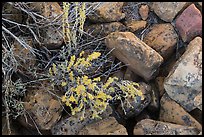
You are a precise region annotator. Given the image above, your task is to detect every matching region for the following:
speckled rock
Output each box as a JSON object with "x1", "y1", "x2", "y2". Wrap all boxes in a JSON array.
[
  {"x1": 139, "y1": 4, "x2": 149, "y2": 20},
  {"x1": 164, "y1": 37, "x2": 202, "y2": 112},
  {"x1": 21, "y1": 81, "x2": 63, "y2": 130},
  {"x1": 125, "y1": 20, "x2": 147, "y2": 32},
  {"x1": 51, "y1": 106, "x2": 112, "y2": 135},
  {"x1": 151, "y1": 2, "x2": 187, "y2": 22},
  {"x1": 159, "y1": 93, "x2": 202, "y2": 131},
  {"x1": 84, "y1": 22, "x2": 126, "y2": 37},
  {"x1": 194, "y1": 92, "x2": 202, "y2": 111},
  {"x1": 87, "y1": 2, "x2": 125, "y2": 23},
  {"x1": 143, "y1": 23, "x2": 178, "y2": 60},
  {"x1": 122, "y1": 2, "x2": 141, "y2": 22},
  {"x1": 105, "y1": 32, "x2": 163, "y2": 81},
  {"x1": 134, "y1": 119, "x2": 200, "y2": 135},
  {"x1": 175, "y1": 4, "x2": 202, "y2": 42},
  {"x1": 78, "y1": 117, "x2": 127, "y2": 135}
]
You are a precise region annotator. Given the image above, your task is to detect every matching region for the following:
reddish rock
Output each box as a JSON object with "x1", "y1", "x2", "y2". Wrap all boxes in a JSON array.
[
  {"x1": 105, "y1": 32, "x2": 163, "y2": 81},
  {"x1": 143, "y1": 23, "x2": 178, "y2": 60},
  {"x1": 134, "y1": 119, "x2": 200, "y2": 135},
  {"x1": 139, "y1": 5, "x2": 149, "y2": 20},
  {"x1": 125, "y1": 20, "x2": 147, "y2": 32},
  {"x1": 159, "y1": 93, "x2": 202, "y2": 131},
  {"x1": 175, "y1": 4, "x2": 202, "y2": 42}
]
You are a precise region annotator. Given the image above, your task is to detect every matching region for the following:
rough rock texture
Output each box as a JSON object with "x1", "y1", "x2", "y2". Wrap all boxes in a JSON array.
[
  {"x1": 175, "y1": 4, "x2": 202, "y2": 42},
  {"x1": 159, "y1": 93, "x2": 202, "y2": 130},
  {"x1": 143, "y1": 23, "x2": 178, "y2": 60},
  {"x1": 2, "y1": 3, "x2": 22, "y2": 23},
  {"x1": 85, "y1": 22, "x2": 126, "y2": 37},
  {"x1": 164, "y1": 37, "x2": 202, "y2": 112},
  {"x1": 194, "y1": 92, "x2": 202, "y2": 111},
  {"x1": 21, "y1": 81, "x2": 63, "y2": 130},
  {"x1": 122, "y1": 2, "x2": 141, "y2": 22},
  {"x1": 151, "y1": 2, "x2": 187, "y2": 22},
  {"x1": 87, "y1": 2, "x2": 125, "y2": 23},
  {"x1": 125, "y1": 20, "x2": 147, "y2": 32},
  {"x1": 78, "y1": 117, "x2": 127, "y2": 135},
  {"x1": 134, "y1": 119, "x2": 200, "y2": 135},
  {"x1": 155, "y1": 77, "x2": 165, "y2": 97},
  {"x1": 139, "y1": 4, "x2": 149, "y2": 20},
  {"x1": 105, "y1": 32, "x2": 163, "y2": 81},
  {"x1": 12, "y1": 38, "x2": 36, "y2": 71},
  {"x1": 51, "y1": 106, "x2": 112, "y2": 135}
]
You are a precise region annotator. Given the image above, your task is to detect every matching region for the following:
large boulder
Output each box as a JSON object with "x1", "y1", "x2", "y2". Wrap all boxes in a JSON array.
[
  {"x1": 105, "y1": 31, "x2": 163, "y2": 81},
  {"x1": 164, "y1": 37, "x2": 202, "y2": 112}
]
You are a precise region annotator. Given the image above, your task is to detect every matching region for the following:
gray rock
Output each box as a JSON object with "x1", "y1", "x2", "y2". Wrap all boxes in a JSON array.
[
  {"x1": 164, "y1": 37, "x2": 202, "y2": 112},
  {"x1": 151, "y1": 2, "x2": 187, "y2": 22},
  {"x1": 134, "y1": 119, "x2": 200, "y2": 135}
]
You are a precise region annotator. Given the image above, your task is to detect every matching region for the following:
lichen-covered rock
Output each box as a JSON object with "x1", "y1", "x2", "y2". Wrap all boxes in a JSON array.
[
  {"x1": 87, "y1": 2, "x2": 125, "y2": 23},
  {"x1": 139, "y1": 4, "x2": 149, "y2": 20},
  {"x1": 151, "y1": 2, "x2": 187, "y2": 22},
  {"x1": 51, "y1": 106, "x2": 112, "y2": 135},
  {"x1": 175, "y1": 4, "x2": 202, "y2": 42},
  {"x1": 143, "y1": 23, "x2": 178, "y2": 60},
  {"x1": 164, "y1": 37, "x2": 202, "y2": 112},
  {"x1": 84, "y1": 22, "x2": 126, "y2": 37},
  {"x1": 125, "y1": 20, "x2": 147, "y2": 32},
  {"x1": 159, "y1": 93, "x2": 202, "y2": 130},
  {"x1": 134, "y1": 119, "x2": 200, "y2": 135},
  {"x1": 78, "y1": 117, "x2": 127, "y2": 135},
  {"x1": 105, "y1": 32, "x2": 163, "y2": 81},
  {"x1": 20, "y1": 81, "x2": 63, "y2": 130}
]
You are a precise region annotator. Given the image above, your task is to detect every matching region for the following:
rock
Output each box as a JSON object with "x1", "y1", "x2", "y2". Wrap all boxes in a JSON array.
[
  {"x1": 175, "y1": 4, "x2": 202, "y2": 42},
  {"x1": 122, "y1": 2, "x2": 141, "y2": 22},
  {"x1": 164, "y1": 37, "x2": 202, "y2": 112},
  {"x1": 2, "y1": 2, "x2": 23, "y2": 23},
  {"x1": 155, "y1": 77, "x2": 165, "y2": 97},
  {"x1": 198, "y1": 2, "x2": 202, "y2": 7},
  {"x1": 85, "y1": 22, "x2": 126, "y2": 38},
  {"x1": 143, "y1": 23, "x2": 178, "y2": 60},
  {"x1": 151, "y1": 2, "x2": 187, "y2": 22},
  {"x1": 105, "y1": 32, "x2": 163, "y2": 81},
  {"x1": 133, "y1": 119, "x2": 200, "y2": 135},
  {"x1": 51, "y1": 106, "x2": 112, "y2": 135},
  {"x1": 124, "y1": 68, "x2": 140, "y2": 82},
  {"x1": 78, "y1": 117, "x2": 127, "y2": 135},
  {"x1": 87, "y1": 2, "x2": 125, "y2": 23},
  {"x1": 20, "y1": 81, "x2": 63, "y2": 130},
  {"x1": 125, "y1": 20, "x2": 147, "y2": 32},
  {"x1": 159, "y1": 93, "x2": 202, "y2": 130},
  {"x1": 189, "y1": 108, "x2": 202, "y2": 125},
  {"x1": 12, "y1": 38, "x2": 36, "y2": 72},
  {"x1": 139, "y1": 4, "x2": 149, "y2": 20},
  {"x1": 194, "y1": 92, "x2": 202, "y2": 110}
]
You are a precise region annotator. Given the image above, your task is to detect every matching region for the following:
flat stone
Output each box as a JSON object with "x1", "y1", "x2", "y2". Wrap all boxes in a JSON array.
[
  {"x1": 105, "y1": 32, "x2": 163, "y2": 81},
  {"x1": 175, "y1": 4, "x2": 202, "y2": 42},
  {"x1": 139, "y1": 4, "x2": 149, "y2": 20},
  {"x1": 78, "y1": 117, "x2": 127, "y2": 135},
  {"x1": 125, "y1": 20, "x2": 147, "y2": 32},
  {"x1": 87, "y1": 2, "x2": 125, "y2": 23},
  {"x1": 84, "y1": 22, "x2": 126, "y2": 38},
  {"x1": 151, "y1": 2, "x2": 187, "y2": 22},
  {"x1": 134, "y1": 119, "x2": 200, "y2": 135},
  {"x1": 159, "y1": 93, "x2": 202, "y2": 131},
  {"x1": 164, "y1": 37, "x2": 202, "y2": 112},
  {"x1": 143, "y1": 23, "x2": 178, "y2": 60}
]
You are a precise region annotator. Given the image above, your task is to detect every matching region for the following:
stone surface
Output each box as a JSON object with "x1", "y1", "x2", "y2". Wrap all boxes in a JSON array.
[
  {"x1": 151, "y1": 2, "x2": 187, "y2": 22},
  {"x1": 194, "y1": 92, "x2": 202, "y2": 110},
  {"x1": 175, "y1": 4, "x2": 202, "y2": 42},
  {"x1": 78, "y1": 117, "x2": 128, "y2": 135},
  {"x1": 51, "y1": 106, "x2": 112, "y2": 135},
  {"x1": 139, "y1": 4, "x2": 149, "y2": 20},
  {"x1": 85, "y1": 22, "x2": 126, "y2": 38},
  {"x1": 134, "y1": 119, "x2": 200, "y2": 135},
  {"x1": 122, "y1": 2, "x2": 141, "y2": 22},
  {"x1": 143, "y1": 23, "x2": 178, "y2": 60},
  {"x1": 87, "y1": 2, "x2": 125, "y2": 23},
  {"x1": 164, "y1": 37, "x2": 202, "y2": 112},
  {"x1": 105, "y1": 31, "x2": 163, "y2": 81},
  {"x1": 159, "y1": 93, "x2": 202, "y2": 131},
  {"x1": 125, "y1": 20, "x2": 147, "y2": 32},
  {"x1": 155, "y1": 77, "x2": 165, "y2": 97},
  {"x1": 20, "y1": 81, "x2": 63, "y2": 130}
]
